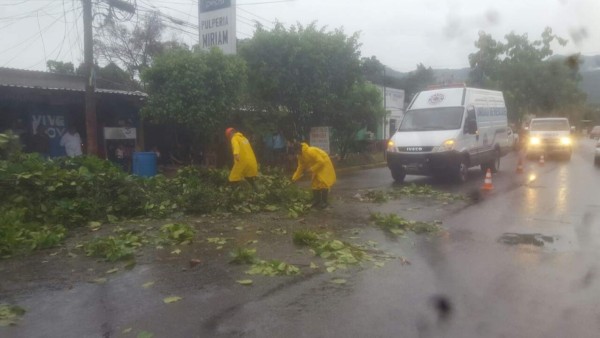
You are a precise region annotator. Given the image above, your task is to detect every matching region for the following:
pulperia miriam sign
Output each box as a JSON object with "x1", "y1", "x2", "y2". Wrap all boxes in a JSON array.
[{"x1": 198, "y1": 0, "x2": 236, "y2": 54}]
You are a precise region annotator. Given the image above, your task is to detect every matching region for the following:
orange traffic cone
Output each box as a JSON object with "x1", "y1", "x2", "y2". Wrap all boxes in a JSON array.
[
  {"x1": 516, "y1": 158, "x2": 524, "y2": 174},
  {"x1": 539, "y1": 155, "x2": 545, "y2": 166},
  {"x1": 481, "y1": 168, "x2": 494, "y2": 191}
]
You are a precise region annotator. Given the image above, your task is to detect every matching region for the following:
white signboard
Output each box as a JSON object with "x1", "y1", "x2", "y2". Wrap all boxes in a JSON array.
[
  {"x1": 103, "y1": 127, "x2": 137, "y2": 140},
  {"x1": 199, "y1": 0, "x2": 236, "y2": 54},
  {"x1": 310, "y1": 127, "x2": 331, "y2": 154}
]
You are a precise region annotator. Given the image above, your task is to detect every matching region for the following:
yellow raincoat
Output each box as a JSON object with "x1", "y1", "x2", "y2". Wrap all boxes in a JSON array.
[
  {"x1": 292, "y1": 143, "x2": 336, "y2": 189},
  {"x1": 229, "y1": 132, "x2": 258, "y2": 182}
]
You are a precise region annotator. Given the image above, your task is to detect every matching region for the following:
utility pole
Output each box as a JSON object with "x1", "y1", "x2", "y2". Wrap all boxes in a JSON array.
[
  {"x1": 82, "y1": 0, "x2": 97, "y2": 156},
  {"x1": 383, "y1": 65, "x2": 388, "y2": 140}
]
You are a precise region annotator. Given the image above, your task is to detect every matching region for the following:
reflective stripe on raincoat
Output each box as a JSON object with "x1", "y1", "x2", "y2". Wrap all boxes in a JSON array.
[
  {"x1": 229, "y1": 132, "x2": 258, "y2": 182},
  {"x1": 291, "y1": 143, "x2": 336, "y2": 189}
]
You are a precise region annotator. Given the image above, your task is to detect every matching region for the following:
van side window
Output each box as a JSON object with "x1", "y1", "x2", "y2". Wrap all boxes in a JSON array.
[{"x1": 464, "y1": 107, "x2": 478, "y2": 134}]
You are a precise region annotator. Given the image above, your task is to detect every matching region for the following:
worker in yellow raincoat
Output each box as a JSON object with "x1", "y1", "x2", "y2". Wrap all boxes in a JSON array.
[
  {"x1": 225, "y1": 128, "x2": 258, "y2": 189},
  {"x1": 291, "y1": 142, "x2": 336, "y2": 209}
]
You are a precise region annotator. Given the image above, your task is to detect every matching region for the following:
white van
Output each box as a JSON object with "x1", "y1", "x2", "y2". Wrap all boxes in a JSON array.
[{"x1": 387, "y1": 86, "x2": 509, "y2": 183}]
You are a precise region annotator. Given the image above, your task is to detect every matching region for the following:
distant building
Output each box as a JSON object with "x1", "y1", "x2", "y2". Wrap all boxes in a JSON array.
[{"x1": 0, "y1": 67, "x2": 146, "y2": 159}]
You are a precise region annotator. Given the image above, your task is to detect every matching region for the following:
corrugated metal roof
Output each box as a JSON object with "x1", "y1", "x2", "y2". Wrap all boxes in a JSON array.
[
  {"x1": 0, "y1": 83, "x2": 147, "y2": 97},
  {"x1": 0, "y1": 67, "x2": 147, "y2": 97}
]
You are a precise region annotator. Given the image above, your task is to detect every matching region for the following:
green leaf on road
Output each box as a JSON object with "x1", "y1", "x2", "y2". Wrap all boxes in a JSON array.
[
  {"x1": 122, "y1": 327, "x2": 132, "y2": 334},
  {"x1": 329, "y1": 240, "x2": 345, "y2": 250},
  {"x1": 142, "y1": 281, "x2": 155, "y2": 289},
  {"x1": 90, "y1": 277, "x2": 107, "y2": 284},
  {"x1": 89, "y1": 221, "x2": 102, "y2": 231},
  {"x1": 309, "y1": 262, "x2": 319, "y2": 269},
  {"x1": 236, "y1": 279, "x2": 253, "y2": 285},
  {"x1": 374, "y1": 262, "x2": 385, "y2": 268},
  {"x1": 106, "y1": 268, "x2": 119, "y2": 274},
  {"x1": 0, "y1": 304, "x2": 26, "y2": 326},
  {"x1": 137, "y1": 331, "x2": 154, "y2": 338},
  {"x1": 330, "y1": 278, "x2": 347, "y2": 284},
  {"x1": 163, "y1": 296, "x2": 182, "y2": 304},
  {"x1": 171, "y1": 248, "x2": 181, "y2": 255}
]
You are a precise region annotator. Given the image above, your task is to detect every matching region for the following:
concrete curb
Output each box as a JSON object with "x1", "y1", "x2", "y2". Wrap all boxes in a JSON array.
[{"x1": 336, "y1": 162, "x2": 388, "y2": 175}]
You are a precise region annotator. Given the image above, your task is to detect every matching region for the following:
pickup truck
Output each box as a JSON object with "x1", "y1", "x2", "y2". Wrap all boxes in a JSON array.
[{"x1": 525, "y1": 117, "x2": 572, "y2": 161}]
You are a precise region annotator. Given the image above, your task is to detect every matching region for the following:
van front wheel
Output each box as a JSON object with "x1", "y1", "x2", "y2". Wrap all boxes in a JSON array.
[
  {"x1": 391, "y1": 169, "x2": 406, "y2": 183},
  {"x1": 481, "y1": 150, "x2": 500, "y2": 173}
]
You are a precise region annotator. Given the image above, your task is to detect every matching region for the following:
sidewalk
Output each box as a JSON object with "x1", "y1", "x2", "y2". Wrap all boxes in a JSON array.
[{"x1": 334, "y1": 152, "x2": 387, "y2": 174}]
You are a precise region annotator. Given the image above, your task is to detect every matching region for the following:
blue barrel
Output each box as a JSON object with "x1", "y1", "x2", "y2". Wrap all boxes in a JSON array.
[{"x1": 132, "y1": 152, "x2": 157, "y2": 177}]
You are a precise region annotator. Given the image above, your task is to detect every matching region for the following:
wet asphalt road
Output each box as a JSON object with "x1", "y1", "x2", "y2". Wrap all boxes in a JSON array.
[
  {"x1": 3, "y1": 138, "x2": 600, "y2": 338},
  {"x1": 212, "y1": 139, "x2": 600, "y2": 338}
]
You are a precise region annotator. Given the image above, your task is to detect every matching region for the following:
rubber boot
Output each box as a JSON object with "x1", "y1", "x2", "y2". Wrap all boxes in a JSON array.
[
  {"x1": 319, "y1": 189, "x2": 330, "y2": 209},
  {"x1": 311, "y1": 189, "x2": 322, "y2": 208}
]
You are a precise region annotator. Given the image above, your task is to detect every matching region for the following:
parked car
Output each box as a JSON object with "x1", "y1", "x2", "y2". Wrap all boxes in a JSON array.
[{"x1": 590, "y1": 126, "x2": 600, "y2": 139}]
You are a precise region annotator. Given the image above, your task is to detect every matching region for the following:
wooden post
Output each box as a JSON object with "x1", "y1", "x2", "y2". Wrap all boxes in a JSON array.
[{"x1": 82, "y1": 0, "x2": 98, "y2": 156}]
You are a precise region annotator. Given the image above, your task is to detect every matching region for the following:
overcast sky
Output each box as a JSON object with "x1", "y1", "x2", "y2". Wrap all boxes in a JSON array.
[{"x1": 0, "y1": 0, "x2": 599, "y2": 73}]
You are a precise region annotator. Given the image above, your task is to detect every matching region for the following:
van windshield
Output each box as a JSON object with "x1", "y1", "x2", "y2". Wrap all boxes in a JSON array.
[
  {"x1": 398, "y1": 107, "x2": 464, "y2": 131},
  {"x1": 530, "y1": 120, "x2": 569, "y2": 131}
]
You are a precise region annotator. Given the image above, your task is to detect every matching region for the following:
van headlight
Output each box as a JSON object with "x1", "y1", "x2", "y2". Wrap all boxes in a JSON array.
[
  {"x1": 529, "y1": 137, "x2": 541, "y2": 145},
  {"x1": 387, "y1": 140, "x2": 398, "y2": 153},
  {"x1": 560, "y1": 137, "x2": 571, "y2": 145},
  {"x1": 433, "y1": 139, "x2": 456, "y2": 152}
]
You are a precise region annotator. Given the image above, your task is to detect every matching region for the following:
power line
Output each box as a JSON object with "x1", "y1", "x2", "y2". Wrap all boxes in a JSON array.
[
  {"x1": 0, "y1": 2, "x2": 62, "y2": 21},
  {"x1": 72, "y1": 0, "x2": 84, "y2": 62},
  {"x1": 237, "y1": 6, "x2": 275, "y2": 25},
  {"x1": 1, "y1": 6, "x2": 74, "y2": 66},
  {"x1": 54, "y1": 0, "x2": 69, "y2": 61},
  {"x1": 36, "y1": 12, "x2": 48, "y2": 66}
]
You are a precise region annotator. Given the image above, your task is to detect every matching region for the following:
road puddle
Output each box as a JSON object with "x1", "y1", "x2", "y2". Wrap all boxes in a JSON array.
[{"x1": 498, "y1": 233, "x2": 556, "y2": 247}]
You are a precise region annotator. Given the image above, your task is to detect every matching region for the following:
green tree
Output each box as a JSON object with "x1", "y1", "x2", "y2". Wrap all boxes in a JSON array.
[
  {"x1": 239, "y1": 23, "x2": 366, "y2": 139},
  {"x1": 46, "y1": 60, "x2": 75, "y2": 74},
  {"x1": 47, "y1": 60, "x2": 137, "y2": 90},
  {"x1": 140, "y1": 48, "x2": 247, "y2": 145},
  {"x1": 401, "y1": 63, "x2": 435, "y2": 101},
  {"x1": 360, "y1": 56, "x2": 404, "y2": 90},
  {"x1": 468, "y1": 27, "x2": 585, "y2": 123},
  {"x1": 328, "y1": 81, "x2": 386, "y2": 159},
  {"x1": 95, "y1": 62, "x2": 139, "y2": 90},
  {"x1": 95, "y1": 11, "x2": 171, "y2": 80}
]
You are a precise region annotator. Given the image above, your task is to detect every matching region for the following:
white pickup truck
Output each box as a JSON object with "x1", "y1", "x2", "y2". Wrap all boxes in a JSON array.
[{"x1": 525, "y1": 118, "x2": 573, "y2": 160}]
